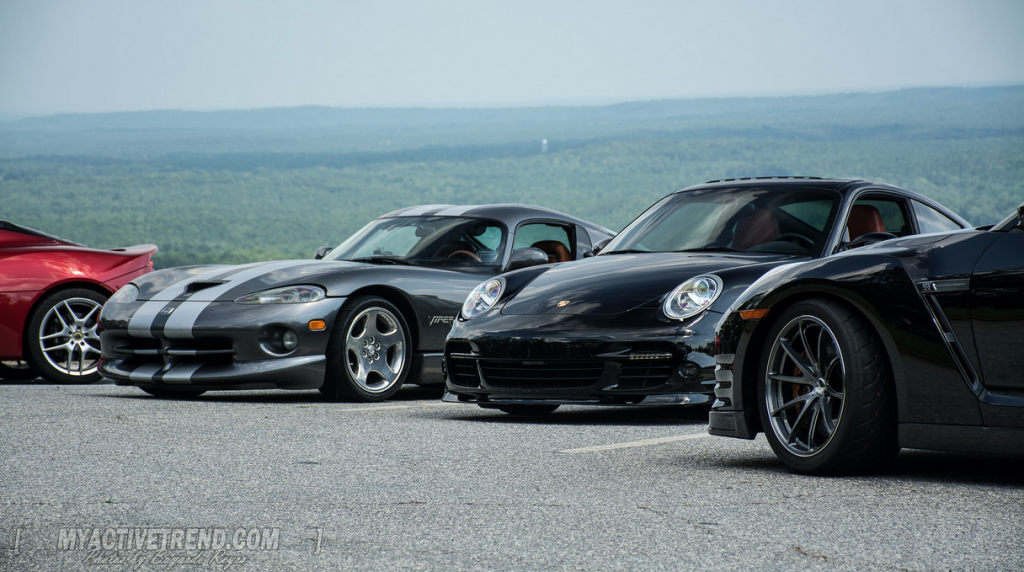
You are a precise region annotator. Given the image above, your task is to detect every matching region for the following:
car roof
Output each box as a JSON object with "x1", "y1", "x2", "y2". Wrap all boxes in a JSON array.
[
  {"x1": 378, "y1": 204, "x2": 612, "y2": 234},
  {"x1": 675, "y1": 176, "x2": 963, "y2": 218}
]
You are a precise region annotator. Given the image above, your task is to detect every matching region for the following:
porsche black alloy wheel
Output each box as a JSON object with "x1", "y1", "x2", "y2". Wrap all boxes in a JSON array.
[
  {"x1": 758, "y1": 298, "x2": 898, "y2": 475},
  {"x1": 322, "y1": 296, "x2": 411, "y2": 402},
  {"x1": 0, "y1": 360, "x2": 38, "y2": 381},
  {"x1": 491, "y1": 404, "x2": 560, "y2": 416},
  {"x1": 27, "y1": 288, "x2": 107, "y2": 384}
]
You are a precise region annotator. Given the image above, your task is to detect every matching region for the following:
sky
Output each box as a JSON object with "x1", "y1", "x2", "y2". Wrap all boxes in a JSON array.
[{"x1": 1, "y1": 0, "x2": 1022, "y2": 117}]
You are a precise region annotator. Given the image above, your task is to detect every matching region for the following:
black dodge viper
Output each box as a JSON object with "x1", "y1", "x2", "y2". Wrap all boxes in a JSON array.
[{"x1": 98, "y1": 204, "x2": 612, "y2": 400}]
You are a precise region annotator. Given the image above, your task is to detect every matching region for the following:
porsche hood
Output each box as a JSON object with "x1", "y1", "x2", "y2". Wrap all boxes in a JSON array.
[{"x1": 500, "y1": 252, "x2": 787, "y2": 316}]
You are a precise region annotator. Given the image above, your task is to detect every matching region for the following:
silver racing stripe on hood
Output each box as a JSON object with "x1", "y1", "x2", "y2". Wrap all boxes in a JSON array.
[
  {"x1": 128, "y1": 260, "x2": 313, "y2": 339},
  {"x1": 163, "y1": 260, "x2": 314, "y2": 339},
  {"x1": 127, "y1": 265, "x2": 251, "y2": 338}
]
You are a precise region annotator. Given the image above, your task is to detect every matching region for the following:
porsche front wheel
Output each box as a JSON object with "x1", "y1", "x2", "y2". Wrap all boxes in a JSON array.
[
  {"x1": 757, "y1": 298, "x2": 898, "y2": 475},
  {"x1": 27, "y1": 288, "x2": 107, "y2": 384},
  {"x1": 322, "y1": 296, "x2": 411, "y2": 402}
]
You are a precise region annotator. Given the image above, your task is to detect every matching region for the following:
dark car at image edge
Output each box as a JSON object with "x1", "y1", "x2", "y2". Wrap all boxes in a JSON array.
[
  {"x1": 710, "y1": 201, "x2": 1024, "y2": 474},
  {"x1": 0, "y1": 221, "x2": 157, "y2": 383}
]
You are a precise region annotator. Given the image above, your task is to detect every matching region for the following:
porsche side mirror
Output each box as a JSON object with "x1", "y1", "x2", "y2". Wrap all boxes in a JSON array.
[
  {"x1": 505, "y1": 247, "x2": 549, "y2": 272},
  {"x1": 838, "y1": 231, "x2": 898, "y2": 252},
  {"x1": 587, "y1": 238, "x2": 612, "y2": 257},
  {"x1": 314, "y1": 246, "x2": 333, "y2": 260}
]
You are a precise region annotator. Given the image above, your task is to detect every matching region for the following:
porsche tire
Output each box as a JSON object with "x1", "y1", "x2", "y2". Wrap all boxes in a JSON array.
[
  {"x1": 27, "y1": 288, "x2": 107, "y2": 384},
  {"x1": 322, "y1": 296, "x2": 411, "y2": 402},
  {"x1": 758, "y1": 298, "x2": 898, "y2": 475}
]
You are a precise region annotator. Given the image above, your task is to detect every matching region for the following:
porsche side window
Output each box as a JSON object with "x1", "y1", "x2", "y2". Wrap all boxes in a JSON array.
[
  {"x1": 846, "y1": 198, "x2": 909, "y2": 240},
  {"x1": 913, "y1": 200, "x2": 965, "y2": 234},
  {"x1": 514, "y1": 223, "x2": 574, "y2": 262}
]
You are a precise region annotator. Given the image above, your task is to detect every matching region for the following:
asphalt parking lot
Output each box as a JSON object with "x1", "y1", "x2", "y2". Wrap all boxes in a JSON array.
[{"x1": 1, "y1": 380, "x2": 1022, "y2": 571}]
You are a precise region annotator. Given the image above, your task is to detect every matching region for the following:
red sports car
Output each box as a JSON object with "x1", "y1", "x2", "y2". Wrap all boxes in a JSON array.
[{"x1": 0, "y1": 221, "x2": 157, "y2": 383}]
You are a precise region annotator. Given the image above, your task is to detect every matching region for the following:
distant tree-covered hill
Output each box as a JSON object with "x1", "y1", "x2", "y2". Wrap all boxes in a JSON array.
[{"x1": 1, "y1": 87, "x2": 1021, "y2": 268}]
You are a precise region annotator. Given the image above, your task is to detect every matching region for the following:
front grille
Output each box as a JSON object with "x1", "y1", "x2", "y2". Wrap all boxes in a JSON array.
[
  {"x1": 111, "y1": 337, "x2": 235, "y2": 365},
  {"x1": 618, "y1": 361, "x2": 674, "y2": 389},
  {"x1": 447, "y1": 354, "x2": 481, "y2": 387},
  {"x1": 479, "y1": 360, "x2": 605, "y2": 389}
]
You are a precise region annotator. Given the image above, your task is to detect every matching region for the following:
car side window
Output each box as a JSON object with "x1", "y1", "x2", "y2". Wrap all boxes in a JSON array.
[
  {"x1": 513, "y1": 222, "x2": 574, "y2": 262},
  {"x1": 913, "y1": 200, "x2": 965, "y2": 234},
  {"x1": 845, "y1": 197, "x2": 910, "y2": 240}
]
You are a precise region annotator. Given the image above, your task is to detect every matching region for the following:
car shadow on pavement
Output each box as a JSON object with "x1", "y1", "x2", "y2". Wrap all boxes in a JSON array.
[
  {"x1": 102, "y1": 383, "x2": 446, "y2": 404},
  {"x1": 443, "y1": 404, "x2": 712, "y2": 427},
  {"x1": 714, "y1": 447, "x2": 1024, "y2": 485}
]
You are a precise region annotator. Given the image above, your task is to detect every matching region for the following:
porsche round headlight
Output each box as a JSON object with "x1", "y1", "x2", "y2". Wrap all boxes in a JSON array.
[
  {"x1": 663, "y1": 275, "x2": 723, "y2": 320},
  {"x1": 107, "y1": 284, "x2": 140, "y2": 305},
  {"x1": 234, "y1": 285, "x2": 326, "y2": 304},
  {"x1": 461, "y1": 278, "x2": 503, "y2": 319}
]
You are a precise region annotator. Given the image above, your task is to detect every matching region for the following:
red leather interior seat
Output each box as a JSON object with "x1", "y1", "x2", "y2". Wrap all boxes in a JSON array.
[
  {"x1": 531, "y1": 240, "x2": 572, "y2": 263},
  {"x1": 847, "y1": 205, "x2": 886, "y2": 240}
]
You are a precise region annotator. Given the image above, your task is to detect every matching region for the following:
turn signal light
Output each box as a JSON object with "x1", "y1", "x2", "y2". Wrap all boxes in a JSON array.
[
  {"x1": 739, "y1": 308, "x2": 770, "y2": 320},
  {"x1": 308, "y1": 320, "x2": 327, "y2": 331}
]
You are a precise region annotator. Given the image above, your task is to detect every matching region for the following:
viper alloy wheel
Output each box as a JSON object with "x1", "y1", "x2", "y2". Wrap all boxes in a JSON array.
[
  {"x1": 757, "y1": 298, "x2": 898, "y2": 475},
  {"x1": 322, "y1": 296, "x2": 411, "y2": 402},
  {"x1": 27, "y1": 289, "x2": 107, "y2": 384}
]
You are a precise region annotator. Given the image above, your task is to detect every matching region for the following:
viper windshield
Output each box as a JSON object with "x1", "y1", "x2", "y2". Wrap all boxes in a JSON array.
[
  {"x1": 324, "y1": 216, "x2": 507, "y2": 266},
  {"x1": 601, "y1": 187, "x2": 841, "y2": 258}
]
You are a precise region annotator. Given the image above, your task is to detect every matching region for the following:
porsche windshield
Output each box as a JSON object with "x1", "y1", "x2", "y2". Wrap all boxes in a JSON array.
[
  {"x1": 325, "y1": 216, "x2": 507, "y2": 266},
  {"x1": 602, "y1": 187, "x2": 841, "y2": 258}
]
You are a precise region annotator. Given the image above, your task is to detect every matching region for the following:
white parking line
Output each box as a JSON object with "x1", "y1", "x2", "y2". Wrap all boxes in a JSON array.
[{"x1": 559, "y1": 432, "x2": 710, "y2": 454}]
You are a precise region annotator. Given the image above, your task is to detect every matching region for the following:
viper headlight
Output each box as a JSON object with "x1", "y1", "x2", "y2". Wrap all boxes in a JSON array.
[
  {"x1": 107, "y1": 284, "x2": 140, "y2": 304},
  {"x1": 663, "y1": 275, "x2": 723, "y2": 320},
  {"x1": 234, "y1": 285, "x2": 326, "y2": 304},
  {"x1": 461, "y1": 278, "x2": 503, "y2": 319}
]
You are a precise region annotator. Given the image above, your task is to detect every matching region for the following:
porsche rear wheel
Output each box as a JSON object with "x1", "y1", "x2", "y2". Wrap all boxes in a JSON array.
[
  {"x1": 27, "y1": 288, "x2": 107, "y2": 384},
  {"x1": 758, "y1": 298, "x2": 898, "y2": 475},
  {"x1": 322, "y1": 296, "x2": 411, "y2": 402}
]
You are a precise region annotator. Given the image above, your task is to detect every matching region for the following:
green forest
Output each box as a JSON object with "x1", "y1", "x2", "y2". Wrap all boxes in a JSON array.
[{"x1": 1, "y1": 87, "x2": 1021, "y2": 268}]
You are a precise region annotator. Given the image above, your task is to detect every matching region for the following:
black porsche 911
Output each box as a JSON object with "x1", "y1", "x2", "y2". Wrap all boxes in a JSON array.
[
  {"x1": 442, "y1": 177, "x2": 970, "y2": 415},
  {"x1": 710, "y1": 201, "x2": 1024, "y2": 475},
  {"x1": 98, "y1": 204, "x2": 613, "y2": 401}
]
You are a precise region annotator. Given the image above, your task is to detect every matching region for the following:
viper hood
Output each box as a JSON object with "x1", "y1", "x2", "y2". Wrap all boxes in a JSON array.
[{"x1": 132, "y1": 260, "x2": 371, "y2": 302}]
